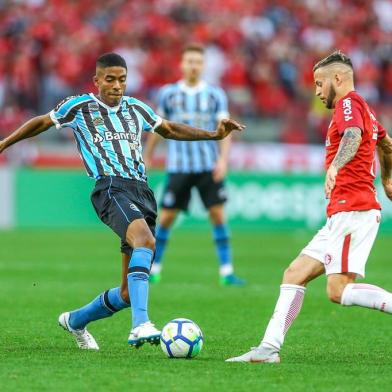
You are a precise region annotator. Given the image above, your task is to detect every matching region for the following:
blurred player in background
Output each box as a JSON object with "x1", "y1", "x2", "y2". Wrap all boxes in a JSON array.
[
  {"x1": 144, "y1": 44, "x2": 245, "y2": 286},
  {"x1": 227, "y1": 50, "x2": 392, "y2": 363},
  {"x1": 0, "y1": 53, "x2": 244, "y2": 350}
]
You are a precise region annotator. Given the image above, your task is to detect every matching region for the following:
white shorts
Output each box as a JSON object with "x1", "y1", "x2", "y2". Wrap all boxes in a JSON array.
[{"x1": 301, "y1": 209, "x2": 381, "y2": 278}]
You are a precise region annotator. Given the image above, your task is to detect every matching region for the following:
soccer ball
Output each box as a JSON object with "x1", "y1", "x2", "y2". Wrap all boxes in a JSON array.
[{"x1": 160, "y1": 318, "x2": 203, "y2": 358}]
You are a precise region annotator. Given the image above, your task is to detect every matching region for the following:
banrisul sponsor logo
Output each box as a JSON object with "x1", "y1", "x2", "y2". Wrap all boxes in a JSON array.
[
  {"x1": 93, "y1": 131, "x2": 138, "y2": 143},
  {"x1": 342, "y1": 98, "x2": 353, "y2": 121},
  {"x1": 94, "y1": 134, "x2": 104, "y2": 143}
]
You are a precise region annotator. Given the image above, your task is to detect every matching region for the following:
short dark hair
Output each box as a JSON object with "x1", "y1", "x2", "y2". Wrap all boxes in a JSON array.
[
  {"x1": 96, "y1": 53, "x2": 127, "y2": 70},
  {"x1": 182, "y1": 43, "x2": 204, "y2": 55},
  {"x1": 313, "y1": 50, "x2": 353, "y2": 72}
]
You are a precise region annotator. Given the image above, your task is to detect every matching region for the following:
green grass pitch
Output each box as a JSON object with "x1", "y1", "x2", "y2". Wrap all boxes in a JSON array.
[{"x1": 1, "y1": 228, "x2": 392, "y2": 391}]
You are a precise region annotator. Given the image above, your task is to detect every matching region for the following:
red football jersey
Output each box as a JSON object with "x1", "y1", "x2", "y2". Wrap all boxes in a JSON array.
[{"x1": 325, "y1": 91, "x2": 386, "y2": 216}]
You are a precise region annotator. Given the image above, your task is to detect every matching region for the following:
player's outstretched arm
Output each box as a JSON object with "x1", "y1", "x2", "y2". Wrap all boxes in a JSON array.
[
  {"x1": 0, "y1": 114, "x2": 54, "y2": 154},
  {"x1": 325, "y1": 126, "x2": 362, "y2": 198},
  {"x1": 377, "y1": 134, "x2": 392, "y2": 200},
  {"x1": 155, "y1": 119, "x2": 245, "y2": 141}
]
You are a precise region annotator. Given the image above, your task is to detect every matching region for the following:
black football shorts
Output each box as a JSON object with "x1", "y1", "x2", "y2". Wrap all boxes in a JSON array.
[
  {"x1": 91, "y1": 176, "x2": 157, "y2": 255},
  {"x1": 160, "y1": 171, "x2": 227, "y2": 211}
]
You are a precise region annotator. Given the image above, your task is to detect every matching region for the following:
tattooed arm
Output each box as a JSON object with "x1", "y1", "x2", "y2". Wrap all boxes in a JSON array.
[
  {"x1": 377, "y1": 134, "x2": 392, "y2": 200},
  {"x1": 325, "y1": 126, "x2": 362, "y2": 198},
  {"x1": 331, "y1": 127, "x2": 362, "y2": 170}
]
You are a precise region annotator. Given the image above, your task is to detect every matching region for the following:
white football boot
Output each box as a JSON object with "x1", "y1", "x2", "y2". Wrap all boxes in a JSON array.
[
  {"x1": 58, "y1": 312, "x2": 99, "y2": 350},
  {"x1": 226, "y1": 345, "x2": 280, "y2": 363},
  {"x1": 128, "y1": 321, "x2": 161, "y2": 348}
]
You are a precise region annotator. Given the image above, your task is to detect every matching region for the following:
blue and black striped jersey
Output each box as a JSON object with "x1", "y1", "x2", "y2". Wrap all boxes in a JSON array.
[
  {"x1": 50, "y1": 93, "x2": 162, "y2": 181},
  {"x1": 157, "y1": 80, "x2": 229, "y2": 173}
]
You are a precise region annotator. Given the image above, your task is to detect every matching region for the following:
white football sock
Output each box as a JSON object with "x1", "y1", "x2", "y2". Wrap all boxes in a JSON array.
[
  {"x1": 341, "y1": 283, "x2": 392, "y2": 313},
  {"x1": 150, "y1": 263, "x2": 161, "y2": 274},
  {"x1": 219, "y1": 263, "x2": 234, "y2": 277},
  {"x1": 260, "y1": 284, "x2": 306, "y2": 351}
]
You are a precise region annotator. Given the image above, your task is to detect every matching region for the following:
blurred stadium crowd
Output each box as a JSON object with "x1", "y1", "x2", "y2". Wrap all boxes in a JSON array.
[{"x1": 0, "y1": 0, "x2": 392, "y2": 146}]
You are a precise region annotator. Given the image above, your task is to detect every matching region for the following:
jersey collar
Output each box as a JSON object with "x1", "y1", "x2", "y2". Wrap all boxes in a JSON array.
[
  {"x1": 334, "y1": 90, "x2": 357, "y2": 110},
  {"x1": 89, "y1": 93, "x2": 123, "y2": 112},
  {"x1": 178, "y1": 80, "x2": 207, "y2": 94}
]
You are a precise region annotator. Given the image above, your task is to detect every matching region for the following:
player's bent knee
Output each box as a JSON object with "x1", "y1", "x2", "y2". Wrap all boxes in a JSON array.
[
  {"x1": 326, "y1": 283, "x2": 344, "y2": 304},
  {"x1": 125, "y1": 226, "x2": 156, "y2": 250},
  {"x1": 282, "y1": 266, "x2": 305, "y2": 286},
  {"x1": 327, "y1": 274, "x2": 355, "y2": 304},
  {"x1": 282, "y1": 266, "x2": 294, "y2": 282},
  {"x1": 132, "y1": 232, "x2": 156, "y2": 250},
  {"x1": 144, "y1": 234, "x2": 156, "y2": 250},
  {"x1": 327, "y1": 289, "x2": 342, "y2": 304}
]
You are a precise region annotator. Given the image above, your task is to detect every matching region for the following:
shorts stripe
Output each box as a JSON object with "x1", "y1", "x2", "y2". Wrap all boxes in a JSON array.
[
  {"x1": 112, "y1": 195, "x2": 131, "y2": 223},
  {"x1": 341, "y1": 234, "x2": 351, "y2": 273},
  {"x1": 107, "y1": 177, "x2": 131, "y2": 224}
]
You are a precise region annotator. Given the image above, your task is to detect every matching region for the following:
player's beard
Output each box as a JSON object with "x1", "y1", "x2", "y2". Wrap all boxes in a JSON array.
[
  {"x1": 326, "y1": 85, "x2": 336, "y2": 109},
  {"x1": 187, "y1": 70, "x2": 201, "y2": 85}
]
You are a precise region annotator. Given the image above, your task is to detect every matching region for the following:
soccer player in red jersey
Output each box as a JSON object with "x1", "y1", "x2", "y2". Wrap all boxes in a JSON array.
[{"x1": 227, "y1": 50, "x2": 392, "y2": 363}]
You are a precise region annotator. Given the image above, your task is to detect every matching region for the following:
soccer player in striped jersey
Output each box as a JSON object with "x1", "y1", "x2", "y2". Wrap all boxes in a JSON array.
[
  {"x1": 144, "y1": 44, "x2": 245, "y2": 286},
  {"x1": 0, "y1": 53, "x2": 244, "y2": 350},
  {"x1": 226, "y1": 51, "x2": 392, "y2": 363}
]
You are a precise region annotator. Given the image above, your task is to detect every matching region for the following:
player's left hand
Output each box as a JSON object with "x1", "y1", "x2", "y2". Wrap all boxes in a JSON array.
[
  {"x1": 213, "y1": 157, "x2": 227, "y2": 182},
  {"x1": 382, "y1": 179, "x2": 392, "y2": 201},
  {"x1": 215, "y1": 119, "x2": 245, "y2": 140},
  {"x1": 325, "y1": 165, "x2": 338, "y2": 199}
]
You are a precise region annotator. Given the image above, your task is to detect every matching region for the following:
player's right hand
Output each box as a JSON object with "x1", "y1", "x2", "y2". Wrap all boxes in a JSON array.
[
  {"x1": 325, "y1": 165, "x2": 338, "y2": 199},
  {"x1": 216, "y1": 119, "x2": 245, "y2": 139}
]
